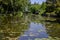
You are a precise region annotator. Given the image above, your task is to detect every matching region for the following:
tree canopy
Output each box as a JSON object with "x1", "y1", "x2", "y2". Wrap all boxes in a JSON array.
[{"x1": 0, "y1": 0, "x2": 30, "y2": 15}]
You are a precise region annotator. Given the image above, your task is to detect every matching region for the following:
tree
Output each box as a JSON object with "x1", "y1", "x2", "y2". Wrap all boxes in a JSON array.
[
  {"x1": 44, "y1": 0, "x2": 60, "y2": 17},
  {"x1": 29, "y1": 3, "x2": 41, "y2": 14},
  {"x1": 0, "y1": 0, "x2": 29, "y2": 15},
  {"x1": 40, "y1": 2, "x2": 46, "y2": 14},
  {"x1": 45, "y1": 0, "x2": 60, "y2": 38},
  {"x1": 0, "y1": 0, "x2": 30, "y2": 40}
]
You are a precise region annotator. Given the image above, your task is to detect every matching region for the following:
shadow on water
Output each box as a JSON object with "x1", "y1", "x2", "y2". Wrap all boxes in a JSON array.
[{"x1": 18, "y1": 22, "x2": 48, "y2": 40}]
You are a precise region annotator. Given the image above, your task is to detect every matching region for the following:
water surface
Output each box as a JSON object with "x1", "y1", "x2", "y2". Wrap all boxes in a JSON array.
[{"x1": 18, "y1": 22, "x2": 48, "y2": 40}]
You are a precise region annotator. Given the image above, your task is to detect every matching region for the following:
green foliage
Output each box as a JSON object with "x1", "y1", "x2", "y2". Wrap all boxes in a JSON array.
[
  {"x1": 0, "y1": 0, "x2": 29, "y2": 15},
  {"x1": 41, "y1": 2, "x2": 46, "y2": 10},
  {"x1": 29, "y1": 4, "x2": 41, "y2": 13},
  {"x1": 29, "y1": 3, "x2": 46, "y2": 14},
  {"x1": 42, "y1": 0, "x2": 60, "y2": 38},
  {"x1": 0, "y1": 0, "x2": 30, "y2": 39},
  {"x1": 40, "y1": 2, "x2": 46, "y2": 14},
  {"x1": 45, "y1": 0, "x2": 60, "y2": 15}
]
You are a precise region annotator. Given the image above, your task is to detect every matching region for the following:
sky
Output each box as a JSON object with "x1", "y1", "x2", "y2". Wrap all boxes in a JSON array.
[
  {"x1": 18, "y1": 22, "x2": 48, "y2": 40},
  {"x1": 30, "y1": 0, "x2": 46, "y2": 4}
]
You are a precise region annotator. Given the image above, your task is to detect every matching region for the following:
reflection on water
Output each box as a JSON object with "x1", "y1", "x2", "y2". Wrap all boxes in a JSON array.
[
  {"x1": 17, "y1": 14, "x2": 60, "y2": 40},
  {"x1": 18, "y1": 22, "x2": 48, "y2": 40},
  {"x1": 0, "y1": 14, "x2": 60, "y2": 40}
]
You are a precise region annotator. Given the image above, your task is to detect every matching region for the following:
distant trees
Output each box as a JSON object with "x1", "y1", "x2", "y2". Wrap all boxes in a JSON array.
[
  {"x1": 29, "y1": 4, "x2": 40, "y2": 14},
  {"x1": 29, "y1": 2, "x2": 46, "y2": 14}
]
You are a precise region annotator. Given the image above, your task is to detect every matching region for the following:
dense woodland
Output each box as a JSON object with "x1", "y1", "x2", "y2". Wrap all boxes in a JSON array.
[
  {"x1": 45, "y1": 0, "x2": 60, "y2": 38},
  {"x1": 42, "y1": 0, "x2": 60, "y2": 23}
]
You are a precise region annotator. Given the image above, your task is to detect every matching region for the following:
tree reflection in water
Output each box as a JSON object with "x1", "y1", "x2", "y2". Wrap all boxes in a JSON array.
[
  {"x1": 0, "y1": 14, "x2": 60, "y2": 40},
  {"x1": 0, "y1": 15, "x2": 29, "y2": 40}
]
